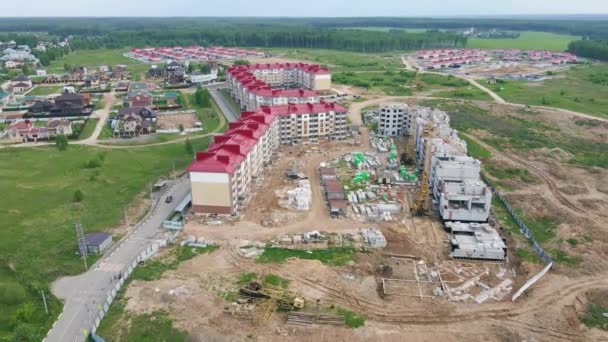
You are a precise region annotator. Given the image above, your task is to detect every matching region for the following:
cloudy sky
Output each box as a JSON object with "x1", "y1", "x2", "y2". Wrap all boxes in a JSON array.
[{"x1": 1, "y1": 0, "x2": 607, "y2": 17}]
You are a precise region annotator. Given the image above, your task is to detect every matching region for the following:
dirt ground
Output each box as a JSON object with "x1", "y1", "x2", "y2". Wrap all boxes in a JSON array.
[
  {"x1": 156, "y1": 113, "x2": 199, "y2": 130},
  {"x1": 116, "y1": 100, "x2": 608, "y2": 341}
]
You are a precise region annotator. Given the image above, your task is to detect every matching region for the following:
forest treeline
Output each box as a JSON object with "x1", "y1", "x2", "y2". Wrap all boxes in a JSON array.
[
  {"x1": 568, "y1": 40, "x2": 608, "y2": 61},
  {"x1": 69, "y1": 27, "x2": 466, "y2": 52}
]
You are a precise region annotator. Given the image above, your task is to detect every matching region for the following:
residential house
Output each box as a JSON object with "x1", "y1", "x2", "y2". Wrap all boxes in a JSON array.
[
  {"x1": 99, "y1": 65, "x2": 109, "y2": 73},
  {"x1": 110, "y1": 64, "x2": 130, "y2": 80},
  {"x1": 11, "y1": 75, "x2": 33, "y2": 89},
  {"x1": 4, "y1": 60, "x2": 21, "y2": 69},
  {"x1": 115, "y1": 106, "x2": 157, "y2": 136},
  {"x1": 126, "y1": 92, "x2": 153, "y2": 107},
  {"x1": 4, "y1": 118, "x2": 72, "y2": 142},
  {"x1": 36, "y1": 69, "x2": 47, "y2": 77},
  {"x1": 70, "y1": 66, "x2": 88, "y2": 81},
  {"x1": 84, "y1": 75, "x2": 101, "y2": 88},
  {"x1": 28, "y1": 92, "x2": 89, "y2": 116}
]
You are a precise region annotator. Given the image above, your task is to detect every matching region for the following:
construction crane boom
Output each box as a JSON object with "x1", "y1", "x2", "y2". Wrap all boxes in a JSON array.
[{"x1": 412, "y1": 121, "x2": 433, "y2": 215}]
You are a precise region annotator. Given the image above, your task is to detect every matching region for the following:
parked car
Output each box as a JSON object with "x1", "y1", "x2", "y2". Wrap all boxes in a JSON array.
[{"x1": 165, "y1": 195, "x2": 173, "y2": 203}]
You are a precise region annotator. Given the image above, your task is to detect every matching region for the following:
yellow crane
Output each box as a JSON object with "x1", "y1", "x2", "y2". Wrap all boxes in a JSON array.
[{"x1": 412, "y1": 121, "x2": 433, "y2": 215}]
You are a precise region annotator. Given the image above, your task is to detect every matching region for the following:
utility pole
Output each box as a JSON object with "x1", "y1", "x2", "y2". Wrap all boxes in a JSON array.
[
  {"x1": 41, "y1": 290, "x2": 48, "y2": 314},
  {"x1": 74, "y1": 223, "x2": 88, "y2": 271}
]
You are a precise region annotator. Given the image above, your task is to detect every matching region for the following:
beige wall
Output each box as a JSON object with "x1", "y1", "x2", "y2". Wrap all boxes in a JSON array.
[
  {"x1": 314, "y1": 76, "x2": 332, "y2": 91},
  {"x1": 191, "y1": 182, "x2": 232, "y2": 207}
]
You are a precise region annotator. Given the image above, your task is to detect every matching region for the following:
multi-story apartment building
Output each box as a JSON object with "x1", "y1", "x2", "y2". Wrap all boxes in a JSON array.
[
  {"x1": 257, "y1": 102, "x2": 348, "y2": 145},
  {"x1": 411, "y1": 105, "x2": 492, "y2": 222},
  {"x1": 227, "y1": 63, "x2": 331, "y2": 111},
  {"x1": 378, "y1": 102, "x2": 412, "y2": 138},
  {"x1": 188, "y1": 101, "x2": 346, "y2": 215},
  {"x1": 188, "y1": 111, "x2": 279, "y2": 215}
]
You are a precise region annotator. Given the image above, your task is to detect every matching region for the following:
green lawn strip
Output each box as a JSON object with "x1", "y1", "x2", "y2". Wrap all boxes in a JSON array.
[
  {"x1": 335, "y1": 307, "x2": 366, "y2": 328},
  {"x1": 483, "y1": 164, "x2": 537, "y2": 184},
  {"x1": 218, "y1": 89, "x2": 242, "y2": 115},
  {"x1": 77, "y1": 118, "x2": 99, "y2": 140},
  {"x1": 0, "y1": 140, "x2": 210, "y2": 337},
  {"x1": 490, "y1": 198, "x2": 541, "y2": 264},
  {"x1": 263, "y1": 274, "x2": 290, "y2": 289},
  {"x1": 28, "y1": 85, "x2": 64, "y2": 96},
  {"x1": 581, "y1": 304, "x2": 608, "y2": 330},
  {"x1": 467, "y1": 31, "x2": 578, "y2": 51},
  {"x1": 132, "y1": 245, "x2": 219, "y2": 281},
  {"x1": 430, "y1": 88, "x2": 493, "y2": 101},
  {"x1": 46, "y1": 49, "x2": 147, "y2": 74},
  {"x1": 457, "y1": 132, "x2": 492, "y2": 161},
  {"x1": 256, "y1": 247, "x2": 355, "y2": 266}
]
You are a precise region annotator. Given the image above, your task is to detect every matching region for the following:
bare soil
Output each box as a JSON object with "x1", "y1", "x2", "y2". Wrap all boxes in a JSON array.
[{"x1": 157, "y1": 113, "x2": 199, "y2": 130}]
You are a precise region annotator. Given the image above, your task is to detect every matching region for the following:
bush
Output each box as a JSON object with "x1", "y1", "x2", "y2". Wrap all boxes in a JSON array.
[
  {"x1": 0, "y1": 282, "x2": 27, "y2": 305},
  {"x1": 55, "y1": 134, "x2": 68, "y2": 151},
  {"x1": 73, "y1": 189, "x2": 84, "y2": 203},
  {"x1": 83, "y1": 158, "x2": 102, "y2": 169}
]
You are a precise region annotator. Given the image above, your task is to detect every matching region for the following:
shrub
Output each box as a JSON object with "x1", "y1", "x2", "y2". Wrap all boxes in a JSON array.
[
  {"x1": 73, "y1": 190, "x2": 84, "y2": 203},
  {"x1": 55, "y1": 134, "x2": 68, "y2": 151}
]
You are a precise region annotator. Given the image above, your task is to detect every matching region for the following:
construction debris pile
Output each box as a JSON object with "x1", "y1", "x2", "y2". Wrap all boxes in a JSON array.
[
  {"x1": 277, "y1": 179, "x2": 312, "y2": 211},
  {"x1": 180, "y1": 236, "x2": 215, "y2": 248},
  {"x1": 269, "y1": 228, "x2": 387, "y2": 250},
  {"x1": 320, "y1": 150, "x2": 410, "y2": 221}
]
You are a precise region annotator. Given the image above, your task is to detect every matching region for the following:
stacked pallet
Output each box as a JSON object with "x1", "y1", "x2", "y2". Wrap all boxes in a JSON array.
[{"x1": 286, "y1": 312, "x2": 345, "y2": 326}]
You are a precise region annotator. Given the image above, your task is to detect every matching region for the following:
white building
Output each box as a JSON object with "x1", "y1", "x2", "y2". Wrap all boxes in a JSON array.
[
  {"x1": 411, "y1": 105, "x2": 492, "y2": 222},
  {"x1": 446, "y1": 222, "x2": 506, "y2": 261},
  {"x1": 378, "y1": 102, "x2": 412, "y2": 138},
  {"x1": 189, "y1": 71, "x2": 218, "y2": 85}
]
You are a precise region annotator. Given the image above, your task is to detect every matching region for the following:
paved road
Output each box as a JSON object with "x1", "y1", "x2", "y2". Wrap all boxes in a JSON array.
[
  {"x1": 46, "y1": 178, "x2": 191, "y2": 342},
  {"x1": 209, "y1": 88, "x2": 240, "y2": 122}
]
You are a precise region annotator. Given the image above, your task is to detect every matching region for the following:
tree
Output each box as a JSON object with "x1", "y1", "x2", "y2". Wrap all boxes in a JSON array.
[
  {"x1": 20, "y1": 65, "x2": 31, "y2": 76},
  {"x1": 178, "y1": 123, "x2": 185, "y2": 133},
  {"x1": 187, "y1": 62, "x2": 196, "y2": 74},
  {"x1": 185, "y1": 138, "x2": 194, "y2": 156},
  {"x1": 63, "y1": 63, "x2": 72, "y2": 72},
  {"x1": 55, "y1": 134, "x2": 68, "y2": 151},
  {"x1": 194, "y1": 88, "x2": 211, "y2": 107},
  {"x1": 73, "y1": 190, "x2": 84, "y2": 203},
  {"x1": 233, "y1": 59, "x2": 250, "y2": 65},
  {"x1": 199, "y1": 63, "x2": 211, "y2": 74}
]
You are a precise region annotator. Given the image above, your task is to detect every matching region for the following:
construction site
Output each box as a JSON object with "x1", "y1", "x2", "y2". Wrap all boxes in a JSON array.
[{"x1": 113, "y1": 97, "x2": 608, "y2": 341}]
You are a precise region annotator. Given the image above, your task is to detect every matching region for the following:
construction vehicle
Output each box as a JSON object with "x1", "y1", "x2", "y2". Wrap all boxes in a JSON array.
[
  {"x1": 238, "y1": 281, "x2": 304, "y2": 325},
  {"x1": 412, "y1": 121, "x2": 433, "y2": 215}
]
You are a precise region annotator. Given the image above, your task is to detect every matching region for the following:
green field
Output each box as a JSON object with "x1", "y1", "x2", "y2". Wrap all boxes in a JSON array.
[
  {"x1": 492, "y1": 63, "x2": 608, "y2": 119},
  {"x1": 28, "y1": 85, "x2": 64, "y2": 96},
  {"x1": 47, "y1": 49, "x2": 149, "y2": 80},
  {"x1": 266, "y1": 48, "x2": 403, "y2": 72},
  {"x1": 0, "y1": 139, "x2": 211, "y2": 340},
  {"x1": 468, "y1": 31, "x2": 578, "y2": 51},
  {"x1": 76, "y1": 118, "x2": 99, "y2": 140},
  {"x1": 332, "y1": 70, "x2": 491, "y2": 99}
]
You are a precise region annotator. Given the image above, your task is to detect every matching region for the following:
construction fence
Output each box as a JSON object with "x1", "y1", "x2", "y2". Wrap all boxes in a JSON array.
[
  {"x1": 90, "y1": 239, "x2": 168, "y2": 334},
  {"x1": 481, "y1": 171, "x2": 553, "y2": 264}
]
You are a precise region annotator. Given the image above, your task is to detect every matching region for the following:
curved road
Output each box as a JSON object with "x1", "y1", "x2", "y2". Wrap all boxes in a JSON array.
[{"x1": 46, "y1": 178, "x2": 191, "y2": 342}]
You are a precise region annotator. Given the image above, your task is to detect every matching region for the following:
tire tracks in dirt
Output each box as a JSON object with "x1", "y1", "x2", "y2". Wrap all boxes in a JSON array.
[{"x1": 460, "y1": 132, "x2": 608, "y2": 226}]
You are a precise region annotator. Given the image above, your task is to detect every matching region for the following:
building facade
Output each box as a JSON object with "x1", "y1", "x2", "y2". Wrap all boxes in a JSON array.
[
  {"x1": 378, "y1": 102, "x2": 412, "y2": 138},
  {"x1": 227, "y1": 63, "x2": 331, "y2": 111}
]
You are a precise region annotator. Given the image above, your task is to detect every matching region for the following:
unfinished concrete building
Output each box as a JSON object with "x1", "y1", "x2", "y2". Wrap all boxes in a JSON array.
[
  {"x1": 378, "y1": 102, "x2": 411, "y2": 138},
  {"x1": 445, "y1": 222, "x2": 506, "y2": 261},
  {"x1": 412, "y1": 106, "x2": 492, "y2": 222}
]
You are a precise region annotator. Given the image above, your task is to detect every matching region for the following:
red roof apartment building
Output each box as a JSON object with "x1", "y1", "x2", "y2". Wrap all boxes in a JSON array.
[
  {"x1": 227, "y1": 63, "x2": 331, "y2": 111},
  {"x1": 187, "y1": 101, "x2": 347, "y2": 215}
]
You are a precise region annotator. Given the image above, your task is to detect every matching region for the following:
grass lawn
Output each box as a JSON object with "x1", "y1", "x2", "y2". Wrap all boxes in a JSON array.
[
  {"x1": 46, "y1": 49, "x2": 150, "y2": 80},
  {"x1": 28, "y1": 85, "x2": 64, "y2": 96},
  {"x1": 265, "y1": 48, "x2": 403, "y2": 72},
  {"x1": 219, "y1": 89, "x2": 242, "y2": 114},
  {"x1": 256, "y1": 247, "x2": 355, "y2": 266},
  {"x1": 468, "y1": 31, "x2": 579, "y2": 51},
  {"x1": 492, "y1": 63, "x2": 608, "y2": 119},
  {"x1": 0, "y1": 139, "x2": 211, "y2": 340},
  {"x1": 76, "y1": 118, "x2": 99, "y2": 140},
  {"x1": 581, "y1": 304, "x2": 608, "y2": 330},
  {"x1": 131, "y1": 245, "x2": 218, "y2": 281}
]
